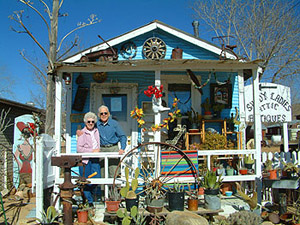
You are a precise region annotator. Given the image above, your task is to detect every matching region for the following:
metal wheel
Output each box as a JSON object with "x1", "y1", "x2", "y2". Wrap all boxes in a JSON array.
[
  {"x1": 142, "y1": 37, "x2": 167, "y2": 59},
  {"x1": 113, "y1": 142, "x2": 199, "y2": 197}
]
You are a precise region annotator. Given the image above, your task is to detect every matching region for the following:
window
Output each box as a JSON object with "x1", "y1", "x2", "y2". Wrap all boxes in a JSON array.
[
  {"x1": 168, "y1": 84, "x2": 191, "y2": 115},
  {"x1": 102, "y1": 94, "x2": 127, "y2": 121}
]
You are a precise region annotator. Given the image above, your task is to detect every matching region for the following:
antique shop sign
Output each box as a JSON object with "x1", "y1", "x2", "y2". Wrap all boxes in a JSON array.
[{"x1": 245, "y1": 83, "x2": 292, "y2": 123}]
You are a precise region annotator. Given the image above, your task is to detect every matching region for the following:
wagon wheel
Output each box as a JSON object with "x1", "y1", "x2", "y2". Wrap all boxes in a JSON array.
[
  {"x1": 142, "y1": 37, "x2": 166, "y2": 59},
  {"x1": 113, "y1": 142, "x2": 199, "y2": 198}
]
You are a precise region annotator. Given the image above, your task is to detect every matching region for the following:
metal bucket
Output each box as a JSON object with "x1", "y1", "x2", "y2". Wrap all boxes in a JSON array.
[{"x1": 172, "y1": 47, "x2": 183, "y2": 59}]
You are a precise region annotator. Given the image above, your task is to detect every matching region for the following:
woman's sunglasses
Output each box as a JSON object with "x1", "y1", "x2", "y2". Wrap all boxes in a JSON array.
[{"x1": 87, "y1": 121, "x2": 95, "y2": 124}]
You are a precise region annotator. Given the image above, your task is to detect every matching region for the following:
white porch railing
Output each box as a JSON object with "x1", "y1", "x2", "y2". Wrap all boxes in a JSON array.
[
  {"x1": 198, "y1": 149, "x2": 259, "y2": 182},
  {"x1": 55, "y1": 153, "x2": 123, "y2": 199}
]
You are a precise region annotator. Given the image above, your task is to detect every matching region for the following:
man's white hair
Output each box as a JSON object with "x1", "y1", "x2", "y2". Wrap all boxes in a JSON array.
[{"x1": 98, "y1": 105, "x2": 110, "y2": 113}]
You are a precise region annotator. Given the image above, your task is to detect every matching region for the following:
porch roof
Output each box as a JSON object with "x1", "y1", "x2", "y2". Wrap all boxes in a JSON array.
[{"x1": 55, "y1": 59, "x2": 263, "y2": 76}]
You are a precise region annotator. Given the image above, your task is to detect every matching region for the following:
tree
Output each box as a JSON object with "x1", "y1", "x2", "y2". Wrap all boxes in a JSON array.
[
  {"x1": 191, "y1": 0, "x2": 300, "y2": 84},
  {"x1": 9, "y1": 0, "x2": 100, "y2": 135}
]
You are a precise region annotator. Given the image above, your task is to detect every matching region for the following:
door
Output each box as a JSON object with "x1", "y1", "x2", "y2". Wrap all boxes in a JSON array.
[{"x1": 90, "y1": 83, "x2": 138, "y2": 140}]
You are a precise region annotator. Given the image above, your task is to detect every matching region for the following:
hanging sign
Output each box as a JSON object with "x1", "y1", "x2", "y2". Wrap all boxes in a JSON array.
[{"x1": 245, "y1": 83, "x2": 292, "y2": 123}]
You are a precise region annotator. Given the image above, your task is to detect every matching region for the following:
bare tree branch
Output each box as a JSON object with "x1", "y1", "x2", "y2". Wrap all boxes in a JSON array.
[
  {"x1": 191, "y1": 0, "x2": 300, "y2": 84},
  {"x1": 0, "y1": 108, "x2": 13, "y2": 134},
  {"x1": 20, "y1": 50, "x2": 45, "y2": 78},
  {"x1": 57, "y1": 14, "x2": 101, "y2": 52},
  {"x1": 9, "y1": 11, "x2": 49, "y2": 58},
  {"x1": 19, "y1": 0, "x2": 51, "y2": 37}
]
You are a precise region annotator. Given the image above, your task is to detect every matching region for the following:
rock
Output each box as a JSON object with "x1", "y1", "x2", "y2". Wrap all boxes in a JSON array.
[
  {"x1": 165, "y1": 211, "x2": 209, "y2": 225},
  {"x1": 261, "y1": 222, "x2": 274, "y2": 225}
]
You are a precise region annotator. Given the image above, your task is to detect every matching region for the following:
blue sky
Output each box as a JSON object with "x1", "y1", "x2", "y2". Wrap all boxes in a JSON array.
[{"x1": 0, "y1": 0, "x2": 213, "y2": 106}]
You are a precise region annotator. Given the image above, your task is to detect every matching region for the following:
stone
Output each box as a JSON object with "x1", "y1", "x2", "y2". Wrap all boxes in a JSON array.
[
  {"x1": 165, "y1": 211, "x2": 209, "y2": 225},
  {"x1": 261, "y1": 222, "x2": 274, "y2": 225}
]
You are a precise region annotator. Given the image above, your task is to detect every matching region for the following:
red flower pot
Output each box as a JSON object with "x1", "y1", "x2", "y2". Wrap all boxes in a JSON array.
[
  {"x1": 198, "y1": 187, "x2": 204, "y2": 195},
  {"x1": 77, "y1": 210, "x2": 88, "y2": 223},
  {"x1": 239, "y1": 169, "x2": 248, "y2": 175},
  {"x1": 269, "y1": 170, "x2": 277, "y2": 180},
  {"x1": 105, "y1": 201, "x2": 121, "y2": 212}
]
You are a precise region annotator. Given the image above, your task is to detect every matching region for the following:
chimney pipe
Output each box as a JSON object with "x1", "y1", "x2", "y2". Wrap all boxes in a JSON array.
[{"x1": 192, "y1": 21, "x2": 199, "y2": 38}]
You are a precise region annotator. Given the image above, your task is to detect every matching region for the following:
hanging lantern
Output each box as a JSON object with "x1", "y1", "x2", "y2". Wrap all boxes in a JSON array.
[{"x1": 63, "y1": 73, "x2": 72, "y2": 85}]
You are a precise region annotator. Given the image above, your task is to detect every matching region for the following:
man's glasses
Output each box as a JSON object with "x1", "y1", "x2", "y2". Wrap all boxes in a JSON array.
[
  {"x1": 100, "y1": 112, "x2": 108, "y2": 115},
  {"x1": 87, "y1": 121, "x2": 95, "y2": 124}
]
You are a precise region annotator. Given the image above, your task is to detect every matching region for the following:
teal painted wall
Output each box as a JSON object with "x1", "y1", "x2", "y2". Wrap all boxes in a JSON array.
[
  {"x1": 69, "y1": 27, "x2": 239, "y2": 152},
  {"x1": 114, "y1": 29, "x2": 219, "y2": 61}
]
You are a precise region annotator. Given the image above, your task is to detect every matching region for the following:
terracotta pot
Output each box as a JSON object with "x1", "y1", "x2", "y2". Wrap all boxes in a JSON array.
[
  {"x1": 280, "y1": 212, "x2": 294, "y2": 223},
  {"x1": 77, "y1": 210, "x2": 88, "y2": 223},
  {"x1": 198, "y1": 187, "x2": 204, "y2": 195},
  {"x1": 239, "y1": 169, "x2": 248, "y2": 175},
  {"x1": 105, "y1": 200, "x2": 121, "y2": 212},
  {"x1": 147, "y1": 205, "x2": 163, "y2": 213},
  {"x1": 187, "y1": 199, "x2": 198, "y2": 211},
  {"x1": 269, "y1": 170, "x2": 277, "y2": 180}
]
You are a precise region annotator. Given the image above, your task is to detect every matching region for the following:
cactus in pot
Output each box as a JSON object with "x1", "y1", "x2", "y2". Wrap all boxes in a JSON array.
[
  {"x1": 227, "y1": 211, "x2": 261, "y2": 225},
  {"x1": 120, "y1": 167, "x2": 140, "y2": 199},
  {"x1": 203, "y1": 169, "x2": 223, "y2": 191}
]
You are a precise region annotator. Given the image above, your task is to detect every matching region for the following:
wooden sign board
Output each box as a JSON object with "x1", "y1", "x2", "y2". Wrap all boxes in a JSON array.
[
  {"x1": 70, "y1": 113, "x2": 85, "y2": 123},
  {"x1": 245, "y1": 83, "x2": 292, "y2": 123}
]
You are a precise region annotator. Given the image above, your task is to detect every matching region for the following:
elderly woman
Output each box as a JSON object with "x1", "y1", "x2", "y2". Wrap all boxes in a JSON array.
[{"x1": 77, "y1": 112, "x2": 101, "y2": 207}]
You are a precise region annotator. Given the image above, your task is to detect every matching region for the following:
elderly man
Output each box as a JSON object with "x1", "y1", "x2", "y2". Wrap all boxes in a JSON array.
[{"x1": 97, "y1": 105, "x2": 127, "y2": 178}]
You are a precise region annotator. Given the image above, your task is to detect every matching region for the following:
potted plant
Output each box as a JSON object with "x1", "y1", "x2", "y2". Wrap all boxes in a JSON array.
[
  {"x1": 145, "y1": 184, "x2": 165, "y2": 213},
  {"x1": 226, "y1": 165, "x2": 234, "y2": 176},
  {"x1": 117, "y1": 206, "x2": 146, "y2": 225},
  {"x1": 201, "y1": 98, "x2": 212, "y2": 118},
  {"x1": 187, "y1": 108, "x2": 200, "y2": 130},
  {"x1": 120, "y1": 167, "x2": 140, "y2": 211},
  {"x1": 239, "y1": 167, "x2": 248, "y2": 175},
  {"x1": 186, "y1": 183, "x2": 198, "y2": 211},
  {"x1": 282, "y1": 162, "x2": 299, "y2": 179},
  {"x1": 77, "y1": 201, "x2": 91, "y2": 223},
  {"x1": 203, "y1": 170, "x2": 223, "y2": 210},
  {"x1": 105, "y1": 186, "x2": 121, "y2": 212},
  {"x1": 264, "y1": 159, "x2": 277, "y2": 179},
  {"x1": 35, "y1": 206, "x2": 62, "y2": 225},
  {"x1": 167, "y1": 180, "x2": 185, "y2": 211},
  {"x1": 244, "y1": 155, "x2": 255, "y2": 170},
  {"x1": 212, "y1": 103, "x2": 225, "y2": 118}
]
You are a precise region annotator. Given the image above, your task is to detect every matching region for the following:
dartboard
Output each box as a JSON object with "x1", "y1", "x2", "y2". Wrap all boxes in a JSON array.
[
  {"x1": 120, "y1": 41, "x2": 137, "y2": 59},
  {"x1": 142, "y1": 37, "x2": 167, "y2": 59}
]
